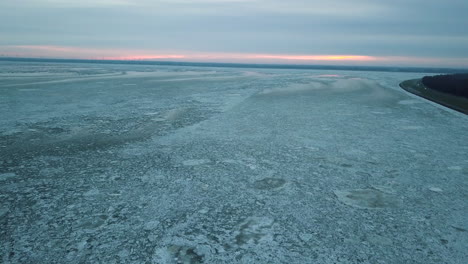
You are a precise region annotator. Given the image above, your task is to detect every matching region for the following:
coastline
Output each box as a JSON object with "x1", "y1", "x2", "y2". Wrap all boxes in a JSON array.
[{"x1": 399, "y1": 78, "x2": 468, "y2": 114}]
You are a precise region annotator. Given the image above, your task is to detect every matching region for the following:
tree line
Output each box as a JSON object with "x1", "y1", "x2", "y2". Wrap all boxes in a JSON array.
[{"x1": 422, "y1": 73, "x2": 468, "y2": 98}]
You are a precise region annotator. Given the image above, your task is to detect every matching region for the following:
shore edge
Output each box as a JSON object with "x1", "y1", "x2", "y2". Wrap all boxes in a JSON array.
[{"x1": 399, "y1": 79, "x2": 468, "y2": 115}]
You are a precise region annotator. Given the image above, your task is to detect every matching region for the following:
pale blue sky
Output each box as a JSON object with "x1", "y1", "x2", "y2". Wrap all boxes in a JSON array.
[{"x1": 1, "y1": 0, "x2": 467, "y2": 67}]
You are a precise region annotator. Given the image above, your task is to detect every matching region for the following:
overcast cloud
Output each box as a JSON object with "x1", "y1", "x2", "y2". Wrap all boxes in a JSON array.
[{"x1": 1, "y1": 0, "x2": 467, "y2": 66}]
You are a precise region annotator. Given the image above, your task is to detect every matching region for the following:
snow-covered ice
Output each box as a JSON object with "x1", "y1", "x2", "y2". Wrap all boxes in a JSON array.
[{"x1": 1, "y1": 61, "x2": 467, "y2": 263}]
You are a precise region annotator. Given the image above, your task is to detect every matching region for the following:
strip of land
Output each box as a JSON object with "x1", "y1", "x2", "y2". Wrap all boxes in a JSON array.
[{"x1": 400, "y1": 78, "x2": 468, "y2": 114}]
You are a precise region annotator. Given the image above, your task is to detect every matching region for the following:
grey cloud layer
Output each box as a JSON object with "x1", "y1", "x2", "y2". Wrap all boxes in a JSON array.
[{"x1": 1, "y1": 0, "x2": 467, "y2": 57}]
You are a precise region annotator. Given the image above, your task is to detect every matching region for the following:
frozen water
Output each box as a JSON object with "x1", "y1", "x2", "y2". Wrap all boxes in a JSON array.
[
  {"x1": 1, "y1": 61, "x2": 467, "y2": 263},
  {"x1": 428, "y1": 187, "x2": 443, "y2": 193},
  {"x1": 0, "y1": 172, "x2": 16, "y2": 181},
  {"x1": 182, "y1": 159, "x2": 210, "y2": 166},
  {"x1": 333, "y1": 189, "x2": 398, "y2": 209},
  {"x1": 253, "y1": 178, "x2": 286, "y2": 190}
]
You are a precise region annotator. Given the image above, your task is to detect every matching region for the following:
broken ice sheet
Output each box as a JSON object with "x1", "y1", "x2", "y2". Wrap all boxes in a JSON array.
[{"x1": 334, "y1": 189, "x2": 398, "y2": 209}]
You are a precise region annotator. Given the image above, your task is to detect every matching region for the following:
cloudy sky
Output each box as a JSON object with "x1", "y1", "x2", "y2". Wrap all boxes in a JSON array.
[{"x1": 1, "y1": 0, "x2": 468, "y2": 67}]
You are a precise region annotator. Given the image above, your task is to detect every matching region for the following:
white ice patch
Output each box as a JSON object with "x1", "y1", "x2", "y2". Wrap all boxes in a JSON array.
[
  {"x1": 0, "y1": 172, "x2": 16, "y2": 181},
  {"x1": 366, "y1": 234, "x2": 393, "y2": 246},
  {"x1": 299, "y1": 233, "x2": 314, "y2": 242},
  {"x1": 400, "y1": 126, "x2": 424, "y2": 130},
  {"x1": 342, "y1": 149, "x2": 368, "y2": 156},
  {"x1": 398, "y1": 99, "x2": 420, "y2": 105},
  {"x1": 330, "y1": 78, "x2": 371, "y2": 91},
  {"x1": 234, "y1": 217, "x2": 275, "y2": 247},
  {"x1": 182, "y1": 159, "x2": 210, "y2": 166},
  {"x1": 242, "y1": 71, "x2": 271, "y2": 77},
  {"x1": 144, "y1": 220, "x2": 160, "y2": 231},
  {"x1": 429, "y1": 187, "x2": 443, "y2": 193},
  {"x1": 345, "y1": 78, "x2": 380, "y2": 89},
  {"x1": 259, "y1": 82, "x2": 324, "y2": 95},
  {"x1": 371, "y1": 111, "x2": 388, "y2": 115},
  {"x1": 315, "y1": 74, "x2": 341, "y2": 78},
  {"x1": 221, "y1": 159, "x2": 238, "y2": 164},
  {"x1": 144, "y1": 112, "x2": 160, "y2": 116},
  {"x1": 121, "y1": 146, "x2": 147, "y2": 156},
  {"x1": 334, "y1": 189, "x2": 398, "y2": 209},
  {"x1": 17, "y1": 88, "x2": 40, "y2": 92},
  {"x1": 1, "y1": 129, "x2": 21, "y2": 136},
  {"x1": 83, "y1": 188, "x2": 100, "y2": 196},
  {"x1": 371, "y1": 185, "x2": 396, "y2": 194},
  {"x1": 164, "y1": 108, "x2": 189, "y2": 121},
  {"x1": 198, "y1": 208, "x2": 209, "y2": 214}
]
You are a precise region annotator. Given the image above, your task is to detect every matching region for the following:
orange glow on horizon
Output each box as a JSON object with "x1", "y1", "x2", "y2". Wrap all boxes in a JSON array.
[
  {"x1": 97, "y1": 53, "x2": 377, "y2": 62},
  {"x1": 5, "y1": 46, "x2": 376, "y2": 62},
  {"x1": 1, "y1": 45, "x2": 468, "y2": 67}
]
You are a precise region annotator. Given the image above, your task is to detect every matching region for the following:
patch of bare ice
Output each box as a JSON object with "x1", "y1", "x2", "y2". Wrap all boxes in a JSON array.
[
  {"x1": 182, "y1": 159, "x2": 210, "y2": 166},
  {"x1": 0, "y1": 172, "x2": 16, "y2": 181}
]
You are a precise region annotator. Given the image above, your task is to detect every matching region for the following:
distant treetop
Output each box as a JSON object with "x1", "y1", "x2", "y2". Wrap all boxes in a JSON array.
[{"x1": 422, "y1": 73, "x2": 468, "y2": 98}]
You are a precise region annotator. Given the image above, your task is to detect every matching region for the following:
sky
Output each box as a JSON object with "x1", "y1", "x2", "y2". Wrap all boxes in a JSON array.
[{"x1": 1, "y1": 0, "x2": 468, "y2": 67}]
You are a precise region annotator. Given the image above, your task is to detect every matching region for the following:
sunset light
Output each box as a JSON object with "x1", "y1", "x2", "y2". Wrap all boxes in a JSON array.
[{"x1": 3, "y1": 45, "x2": 467, "y2": 67}]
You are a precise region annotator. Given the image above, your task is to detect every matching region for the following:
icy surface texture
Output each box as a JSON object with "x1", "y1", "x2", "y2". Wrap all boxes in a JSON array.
[{"x1": 1, "y1": 61, "x2": 467, "y2": 263}]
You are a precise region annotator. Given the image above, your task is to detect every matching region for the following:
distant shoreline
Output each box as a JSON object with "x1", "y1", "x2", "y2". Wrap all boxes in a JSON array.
[
  {"x1": 399, "y1": 79, "x2": 468, "y2": 114},
  {"x1": 1, "y1": 57, "x2": 467, "y2": 74}
]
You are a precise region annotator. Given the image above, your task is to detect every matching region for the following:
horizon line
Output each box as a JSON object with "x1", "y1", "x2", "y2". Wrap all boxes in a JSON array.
[
  {"x1": 1, "y1": 56, "x2": 467, "y2": 74},
  {"x1": 2, "y1": 45, "x2": 468, "y2": 69}
]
